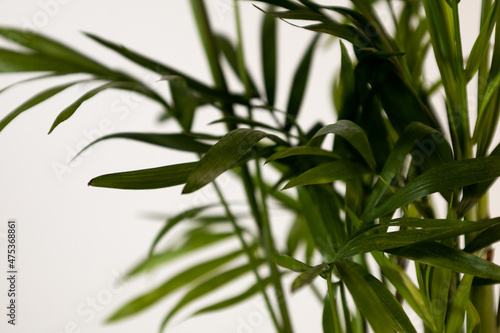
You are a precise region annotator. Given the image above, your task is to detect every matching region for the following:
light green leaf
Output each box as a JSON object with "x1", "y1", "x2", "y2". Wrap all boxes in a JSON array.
[
  {"x1": 445, "y1": 274, "x2": 474, "y2": 333},
  {"x1": 89, "y1": 162, "x2": 197, "y2": 190}
]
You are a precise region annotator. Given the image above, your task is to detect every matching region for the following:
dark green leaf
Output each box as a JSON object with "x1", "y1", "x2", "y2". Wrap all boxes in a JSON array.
[
  {"x1": 262, "y1": 9, "x2": 277, "y2": 106},
  {"x1": 89, "y1": 162, "x2": 197, "y2": 190},
  {"x1": 273, "y1": 254, "x2": 312, "y2": 272},
  {"x1": 266, "y1": 146, "x2": 340, "y2": 163},
  {"x1": 291, "y1": 263, "x2": 327, "y2": 292}
]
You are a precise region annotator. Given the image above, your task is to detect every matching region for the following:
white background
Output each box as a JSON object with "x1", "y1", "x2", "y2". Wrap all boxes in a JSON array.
[{"x1": 0, "y1": 1, "x2": 498, "y2": 332}]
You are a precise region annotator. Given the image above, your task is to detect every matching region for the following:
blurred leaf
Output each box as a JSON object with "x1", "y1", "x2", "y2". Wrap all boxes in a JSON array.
[
  {"x1": 463, "y1": 223, "x2": 500, "y2": 253},
  {"x1": 273, "y1": 254, "x2": 312, "y2": 272},
  {"x1": 336, "y1": 260, "x2": 417, "y2": 333},
  {"x1": 283, "y1": 160, "x2": 368, "y2": 189},
  {"x1": 193, "y1": 277, "x2": 273, "y2": 316},
  {"x1": 169, "y1": 77, "x2": 199, "y2": 131},
  {"x1": 183, "y1": 128, "x2": 285, "y2": 194},
  {"x1": 309, "y1": 120, "x2": 376, "y2": 169},
  {"x1": 364, "y1": 157, "x2": 500, "y2": 221},
  {"x1": 160, "y1": 260, "x2": 264, "y2": 330},
  {"x1": 304, "y1": 22, "x2": 368, "y2": 48},
  {"x1": 284, "y1": 35, "x2": 319, "y2": 131},
  {"x1": 89, "y1": 162, "x2": 197, "y2": 190},
  {"x1": 291, "y1": 263, "x2": 327, "y2": 292},
  {"x1": 149, "y1": 205, "x2": 215, "y2": 257},
  {"x1": 261, "y1": 9, "x2": 277, "y2": 106},
  {"x1": 388, "y1": 242, "x2": 500, "y2": 280},
  {"x1": 107, "y1": 248, "x2": 245, "y2": 322}
]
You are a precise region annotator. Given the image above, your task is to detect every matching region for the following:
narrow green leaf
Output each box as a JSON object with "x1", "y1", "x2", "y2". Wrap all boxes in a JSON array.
[
  {"x1": 283, "y1": 160, "x2": 368, "y2": 189},
  {"x1": 291, "y1": 263, "x2": 327, "y2": 292},
  {"x1": 284, "y1": 35, "x2": 319, "y2": 131},
  {"x1": 160, "y1": 260, "x2": 264, "y2": 331},
  {"x1": 464, "y1": 223, "x2": 500, "y2": 253},
  {"x1": 76, "y1": 132, "x2": 211, "y2": 159},
  {"x1": 169, "y1": 77, "x2": 199, "y2": 131},
  {"x1": 182, "y1": 128, "x2": 284, "y2": 194},
  {"x1": 364, "y1": 157, "x2": 500, "y2": 221},
  {"x1": 445, "y1": 275, "x2": 474, "y2": 333},
  {"x1": 262, "y1": 9, "x2": 277, "y2": 106},
  {"x1": 89, "y1": 162, "x2": 197, "y2": 190},
  {"x1": 266, "y1": 146, "x2": 339, "y2": 163},
  {"x1": 48, "y1": 81, "x2": 137, "y2": 134},
  {"x1": 0, "y1": 27, "x2": 112, "y2": 75},
  {"x1": 107, "y1": 248, "x2": 244, "y2": 322},
  {"x1": 388, "y1": 242, "x2": 500, "y2": 280},
  {"x1": 336, "y1": 260, "x2": 417, "y2": 333},
  {"x1": 309, "y1": 120, "x2": 376, "y2": 170},
  {"x1": 0, "y1": 81, "x2": 80, "y2": 132},
  {"x1": 337, "y1": 218, "x2": 500, "y2": 258},
  {"x1": 465, "y1": 0, "x2": 500, "y2": 81},
  {"x1": 273, "y1": 254, "x2": 312, "y2": 272},
  {"x1": 304, "y1": 22, "x2": 368, "y2": 48}
]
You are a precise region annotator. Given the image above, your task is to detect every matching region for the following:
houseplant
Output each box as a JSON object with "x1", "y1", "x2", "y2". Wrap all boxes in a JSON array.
[{"x1": 1, "y1": 0, "x2": 500, "y2": 332}]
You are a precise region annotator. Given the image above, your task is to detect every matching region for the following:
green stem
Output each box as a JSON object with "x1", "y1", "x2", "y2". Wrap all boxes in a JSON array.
[
  {"x1": 212, "y1": 181, "x2": 282, "y2": 332},
  {"x1": 255, "y1": 162, "x2": 294, "y2": 333},
  {"x1": 327, "y1": 270, "x2": 343, "y2": 332}
]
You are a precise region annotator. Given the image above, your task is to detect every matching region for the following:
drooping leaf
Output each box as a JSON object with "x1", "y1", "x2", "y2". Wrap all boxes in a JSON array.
[
  {"x1": 182, "y1": 128, "x2": 285, "y2": 194},
  {"x1": 88, "y1": 162, "x2": 198, "y2": 190},
  {"x1": 261, "y1": 9, "x2": 277, "y2": 106}
]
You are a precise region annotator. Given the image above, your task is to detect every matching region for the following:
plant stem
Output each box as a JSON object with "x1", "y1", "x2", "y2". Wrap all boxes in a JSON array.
[
  {"x1": 212, "y1": 181, "x2": 282, "y2": 332},
  {"x1": 255, "y1": 161, "x2": 294, "y2": 333},
  {"x1": 327, "y1": 270, "x2": 342, "y2": 332}
]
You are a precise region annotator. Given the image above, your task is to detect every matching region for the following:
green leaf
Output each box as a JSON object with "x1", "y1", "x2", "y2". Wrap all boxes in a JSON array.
[
  {"x1": 0, "y1": 27, "x2": 112, "y2": 75},
  {"x1": 169, "y1": 77, "x2": 199, "y2": 131},
  {"x1": 261, "y1": 9, "x2": 277, "y2": 106},
  {"x1": 445, "y1": 274, "x2": 474, "y2": 333},
  {"x1": 304, "y1": 22, "x2": 368, "y2": 48},
  {"x1": 364, "y1": 122, "x2": 452, "y2": 218},
  {"x1": 364, "y1": 157, "x2": 500, "y2": 221},
  {"x1": 465, "y1": 0, "x2": 500, "y2": 81},
  {"x1": 159, "y1": 260, "x2": 264, "y2": 331},
  {"x1": 337, "y1": 217, "x2": 500, "y2": 258},
  {"x1": 76, "y1": 132, "x2": 211, "y2": 159},
  {"x1": 283, "y1": 160, "x2": 368, "y2": 189},
  {"x1": 266, "y1": 146, "x2": 340, "y2": 163},
  {"x1": 388, "y1": 242, "x2": 500, "y2": 280},
  {"x1": 0, "y1": 81, "x2": 81, "y2": 132},
  {"x1": 336, "y1": 260, "x2": 417, "y2": 333},
  {"x1": 182, "y1": 128, "x2": 284, "y2": 194},
  {"x1": 48, "y1": 81, "x2": 138, "y2": 134},
  {"x1": 0, "y1": 49, "x2": 84, "y2": 73},
  {"x1": 88, "y1": 162, "x2": 197, "y2": 190},
  {"x1": 309, "y1": 120, "x2": 376, "y2": 170},
  {"x1": 273, "y1": 254, "x2": 312, "y2": 272},
  {"x1": 193, "y1": 277, "x2": 273, "y2": 316},
  {"x1": 463, "y1": 223, "x2": 500, "y2": 253},
  {"x1": 291, "y1": 263, "x2": 327, "y2": 292},
  {"x1": 107, "y1": 248, "x2": 244, "y2": 322},
  {"x1": 284, "y1": 35, "x2": 319, "y2": 131}
]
